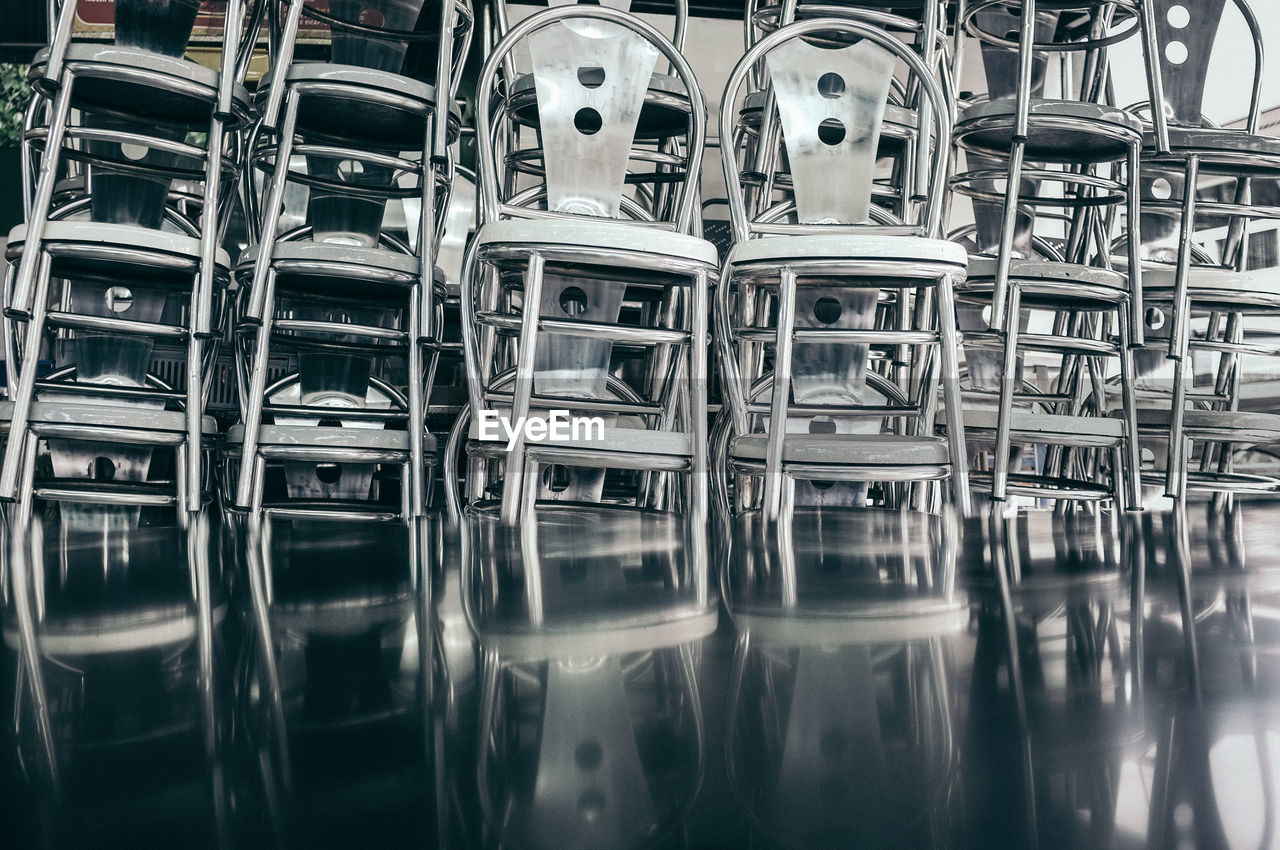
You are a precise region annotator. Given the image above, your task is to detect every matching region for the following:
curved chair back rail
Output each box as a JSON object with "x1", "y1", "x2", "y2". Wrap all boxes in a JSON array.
[{"x1": 474, "y1": 4, "x2": 707, "y2": 234}]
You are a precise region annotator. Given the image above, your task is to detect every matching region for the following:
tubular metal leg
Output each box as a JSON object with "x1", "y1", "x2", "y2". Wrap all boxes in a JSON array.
[
  {"x1": 989, "y1": 139, "x2": 1025, "y2": 333},
  {"x1": 186, "y1": 335, "x2": 205, "y2": 514},
  {"x1": 991, "y1": 285, "x2": 1023, "y2": 501},
  {"x1": 499, "y1": 252, "x2": 545, "y2": 524},
  {"x1": 246, "y1": 89, "x2": 300, "y2": 323},
  {"x1": 195, "y1": 118, "x2": 227, "y2": 337},
  {"x1": 9, "y1": 75, "x2": 74, "y2": 319},
  {"x1": 408, "y1": 283, "x2": 426, "y2": 517},
  {"x1": 1165, "y1": 354, "x2": 1191, "y2": 499},
  {"x1": 763, "y1": 267, "x2": 797, "y2": 520},
  {"x1": 936, "y1": 273, "x2": 971, "y2": 515},
  {"x1": 1169, "y1": 155, "x2": 1199, "y2": 361},
  {"x1": 235, "y1": 271, "x2": 277, "y2": 508},
  {"x1": 1127, "y1": 140, "x2": 1145, "y2": 349},
  {"x1": 1117, "y1": 306, "x2": 1143, "y2": 509},
  {"x1": 0, "y1": 257, "x2": 52, "y2": 499}
]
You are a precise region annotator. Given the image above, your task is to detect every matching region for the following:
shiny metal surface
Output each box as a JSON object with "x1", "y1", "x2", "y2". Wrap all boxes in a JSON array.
[{"x1": 3, "y1": 501, "x2": 1280, "y2": 846}]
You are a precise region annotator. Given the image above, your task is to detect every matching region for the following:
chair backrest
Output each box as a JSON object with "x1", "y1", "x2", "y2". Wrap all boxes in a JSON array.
[
  {"x1": 721, "y1": 17, "x2": 954, "y2": 241},
  {"x1": 475, "y1": 4, "x2": 706, "y2": 232},
  {"x1": 492, "y1": 0, "x2": 689, "y2": 53},
  {"x1": 1146, "y1": 0, "x2": 1264, "y2": 132}
]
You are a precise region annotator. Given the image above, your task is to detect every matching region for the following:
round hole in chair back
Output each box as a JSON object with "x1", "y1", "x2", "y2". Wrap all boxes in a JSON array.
[
  {"x1": 575, "y1": 739, "x2": 604, "y2": 770},
  {"x1": 1167, "y1": 5, "x2": 1190, "y2": 28},
  {"x1": 808, "y1": 416, "x2": 837, "y2": 435},
  {"x1": 106, "y1": 286, "x2": 133, "y2": 313},
  {"x1": 817, "y1": 118, "x2": 846, "y2": 146},
  {"x1": 1165, "y1": 41, "x2": 1188, "y2": 65},
  {"x1": 817, "y1": 72, "x2": 846, "y2": 100},
  {"x1": 1145, "y1": 307, "x2": 1166, "y2": 331},
  {"x1": 1150, "y1": 177, "x2": 1173, "y2": 200},
  {"x1": 543, "y1": 464, "x2": 573, "y2": 492},
  {"x1": 559, "y1": 286, "x2": 589, "y2": 317},
  {"x1": 315, "y1": 463, "x2": 343, "y2": 484},
  {"x1": 91, "y1": 457, "x2": 116, "y2": 480},
  {"x1": 813, "y1": 297, "x2": 842, "y2": 325},
  {"x1": 337, "y1": 159, "x2": 365, "y2": 181},
  {"x1": 577, "y1": 66, "x2": 606, "y2": 89},
  {"x1": 574, "y1": 108, "x2": 604, "y2": 136}
]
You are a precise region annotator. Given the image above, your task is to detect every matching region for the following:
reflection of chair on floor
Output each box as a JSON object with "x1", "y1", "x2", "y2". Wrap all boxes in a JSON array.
[
  {"x1": 239, "y1": 515, "x2": 442, "y2": 845},
  {"x1": 467, "y1": 506, "x2": 714, "y2": 850},
  {"x1": 961, "y1": 509, "x2": 1143, "y2": 847},
  {"x1": 1140, "y1": 503, "x2": 1280, "y2": 848},
  {"x1": 3, "y1": 508, "x2": 226, "y2": 843},
  {"x1": 721, "y1": 506, "x2": 961, "y2": 847}
]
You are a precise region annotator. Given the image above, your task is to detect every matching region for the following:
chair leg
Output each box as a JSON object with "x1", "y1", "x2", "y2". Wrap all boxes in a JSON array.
[
  {"x1": 1126, "y1": 140, "x2": 1145, "y2": 348},
  {"x1": 1117, "y1": 306, "x2": 1143, "y2": 509},
  {"x1": 235, "y1": 271, "x2": 277, "y2": 508},
  {"x1": 763, "y1": 267, "x2": 797, "y2": 521},
  {"x1": 0, "y1": 255, "x2": 52, "y2": 500},
  {"x1": 500, "y1": 252, "x2": 546, "y2": 524},
  {"x1": 187, "y1": 335, "x2": 205, "y2": 514},
  {"x1": 992, "y1": 286, "x2": 1023, "y2": 501},
  {"x1": 1165, "y1": 354, "x2": 1191, "y2": 499},
  {"x1": 195, "y1": 116, "x2": 227, "y2": 337},
  {"x1": 9, "y1": 76, "x2": 73, "y2": 319},
  {"x1": 245, "y1": 89, "x2": 299, "y2": 324},
  {"x1": 936, "y1": 272, "x2": 971, "y2": 515},
  {"x1": 408, "y1": 283, "x2": 426, "y2": 517},
  {"x1": 1169, "y1": 156, "x2": 1199, "y2": 361}
]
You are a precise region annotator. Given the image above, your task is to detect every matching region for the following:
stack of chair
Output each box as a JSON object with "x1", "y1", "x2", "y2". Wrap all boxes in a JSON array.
[
  {"x1": 1, "y1": 0, "x2": 258, "y2": 527},
  {"x1": 1123, "y1": 0, "x2": 1280, "y2": 510},
  {"x1": 948, "y1": 0, "x2": 1157, "y2": 512},
  {"x1": 453, "y1": 2, "x2": 717, "y2": 537},
  {"x1": 225, "y1": 0, "x2": 472, "y2": 524},
  {"x1": 713, "y1": 15, "x2": 971, "y2": 524}
]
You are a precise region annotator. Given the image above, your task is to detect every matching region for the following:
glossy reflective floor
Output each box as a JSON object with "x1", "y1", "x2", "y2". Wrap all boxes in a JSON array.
[{"x1": 3, "y1": 500, "x2": 1280, "y2": 848}]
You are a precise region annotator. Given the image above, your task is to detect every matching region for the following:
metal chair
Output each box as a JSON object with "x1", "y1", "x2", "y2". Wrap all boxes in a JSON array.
[
  {"x1": 231, "y1": 0, "x2": 472, "y2": 520},
  {"x1": 1, "y1": 2, "x2": 255, "y2": 517},
  {"x1": 721, "y1": 505, "x2": 962, "y2": 847},
  {"x1": 716, "y1": 17, "x2": 971, "y2": 521},
  {"x1": 460, "y1": 4, "x2": 716, "y2": 524}
]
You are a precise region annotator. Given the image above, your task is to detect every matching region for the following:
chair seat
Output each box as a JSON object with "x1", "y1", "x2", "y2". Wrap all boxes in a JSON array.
[
  {"x1": 8, "y1": 221, "x2": 231, "y2": 269},
  {"x1": 226, "y1": 423, "x2": 428, "y2": 453},
  {"x1": 731, "y1": 433, "x2": 951, "y2": 465},
  {"x1": 959, "y1": 256, "x2": 1128, "y2": 308},
  {"x1": 1134, "y1": 263, "x2": 1280, "y2": 309},
  {"x1": 956, "y1": 98, "x2": 1143, "y2": 162},
  {"x1": 30, "y1": 44, "x2": 252, "y2": 124},
  {"x1": 1129, "y1": 408, "x2": 1280, "y2": 443},
  {"x1": 508, "y1": 71, "x2": 690, "y2": 140},
  {"x1": 264, "y1": 62, "x2": 462, "y2": 147},
  {"x1": 957, "y1": 408, "x2": 1125, "y2": 445},
  {"x1": 1147, "y1": 126, "x2": 1280, "y2": 174},
  {"x1": 236, "y1": 241, "x2": 424, "y2": 298},
  {"x1": 16, "y1": 401, "x2": 217, "y2": 436},
  {"x1": 476, "y1": 218, "x2": 719, "y2": 270},
  {"x1": 727, "y1": 233, "x2": 967, "y2": 270}
]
